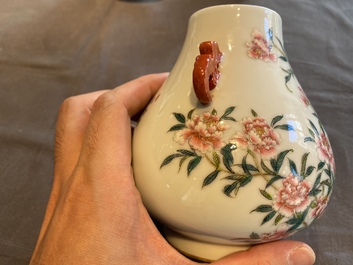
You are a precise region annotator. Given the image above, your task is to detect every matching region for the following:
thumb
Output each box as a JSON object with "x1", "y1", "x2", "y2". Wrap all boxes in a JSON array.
[{"x1": 213, "y1": 240, "x2": 315, "y2": 265}]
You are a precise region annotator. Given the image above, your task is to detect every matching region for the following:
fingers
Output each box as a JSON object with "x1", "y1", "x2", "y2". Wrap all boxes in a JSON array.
[
  {"x1": 214, "y1": 240, "x2": 315, "y2": 265},
  {"x1": 77, "y1": 73, "x2": 168, "y2": 177},
  {"x1": 33, "y1": 90, "x2": 108, "y2": 253},
  {"x1": 32, "y1": 73, "x2": 168, "y2": 262},
  {"x1": 54, "y1": 90, "x2": 108, "y2": 181}
]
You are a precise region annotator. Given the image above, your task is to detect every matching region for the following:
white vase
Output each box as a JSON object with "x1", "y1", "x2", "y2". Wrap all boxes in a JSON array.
[{"x1": 133, "y1": 4, "x2": 335, "y2": 262}]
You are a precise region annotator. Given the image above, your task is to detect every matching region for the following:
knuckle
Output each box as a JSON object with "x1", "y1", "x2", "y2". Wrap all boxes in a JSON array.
[
  {"x1": 59, "y1": 95, "x2": 81, "y2": 115},
  {"x1": 91, "y1": 91, "x2": 117, "y2": 113},
  {"x1": 56, "y1": 96, "x2": 82, "y2": 134}
]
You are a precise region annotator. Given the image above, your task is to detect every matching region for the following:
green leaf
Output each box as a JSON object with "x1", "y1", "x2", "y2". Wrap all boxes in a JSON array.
[
  {"x1": 321, "y1": 179, "x2": 332, "y2": 192},
  {"x1": 261, "y1": 211, "x2": 276, "y2": 225},
  {"x1": 247, "y1": 148, "x2": 255, "y2": 157},
  {"x1": 317, "y1": 161, "x2": 325, "y2": 170},
  {"x1": 270, "y1": 158, "x2": 277, "y2": 172},
  {"x1": 313, "y1": 173, "x2": 322, "y2": 189},
  {"x1": 324, "y1": 168, "x2": 331, "y2": 177},
  {"x1": 160, "y1": 153, "x2": 184, "y2": 168},
  {"x1": 177, "y1": 149, "x2": 196, "y2": 156},
  {"x1": 213, "y1": 151, "x2": 220, "y2": 168},
  {"x1": 173, "y1": 113, "x2": 185, "y2": 123},
  {"x1": 251, "y1": 205, "x2": 273, "y2": 213},
  {"x1": 250, "y1": 232, "x2": 261, "y2": 239},
  {"x1": 221, "y1": 116, "x2": 237, "y2": 122},
  {"x1": 266, "y1": 175, "x2": 283, "y2": 189},
  {"x1": 271, "y1": 115, "x2": 283, "y2": 127},
  {"x1": 246, "y1": 164, "x2": 259, "y2": 172},
  {"x1": 221, "y1": 143, "x2": 237, "y2": 156},
  {"x1": 305, "y1": 166, "x2": 315, "y2": 178},
  {"x1": 187, "y1": 156, "x2": 202, "y2": 176},
  {"x1": 286, "y1": 217, "x2": 300, "y2": 225},
  {"x1": 288, "y1": 159, "x2": 298, "y2": 176},
  {"x1": 287, "y1": 220, "x2": 303, "y2": 233},
  {"x1": 223, "y1": 175, "x2": 243, "y2": 181},
  {"x1": 285, "y1": 73, "x2": 292, "y2": 84},
  {"x1": 251, "y1": 109, "x2": 258, "y2": 117},
  {"x1": 319, "y1": 121, "x2": 326, "y2": 132},
  {"x1": 310, "y1": 201, "x2": 317, "y2": 209},
  {"x1": 300, "y1": 152, "x2": 310, "y2": 177},
  {"x1": 241, "y1": 156, "x2": 258, "y2": 174},
  {"x1": 301, "y1": 208, "x2": 309, "y2": 220},
  {"x1": 279, "y1": 56, "x2": 288, "y2": 62},
  {"x1": 261, "y1": 160, "x2": 276, "y2": 175},
  {"x1": 223, "y1": 182, "x2": 239, "y2": 197},
  {"x1": 281, "y1": 68, "x2": 292, "y2": 74},
  {"x1": 274, "y1": 124, "x2": 295, "y2": 131},
  {"x1": 276, "y1": 36, "x2": 286, "y2": 53},
  {"x1": 276, "y1": 149, "x2": 293, "y2": 172},
  {"x1": 308, "y1": 129, "x2": 315, "y2": 139},
  {"x1": 240, "y1": 175, "x2": 253, "y2": 187},
  {"x1": 304, "y1": 137, "x2": 315, "y2": 143},
  {"x1": 187, "y1": 109, "x2": 195, "y2": 119},
  {"x1": 178, "y1": 156, "x2": 188, "y2": 172},
  {"x1": 275, "y1": 214, "x2": 285, "y2": 225},
  {"x1": 241, "y1": 156, "x2": 250, "y2": 174},
  {"x1": 309, "y1": 119, "x2": 319, "y2": 136},
  {"x1": 202, "y1": 170, "x2": 221, "y2": 188},
  {"x1": 260, "y1": 189, "x2": 273, "y2": 200},
  {"x1": 221, "y1": 144, "x2": 236, "y2": 173},
  {"x1": 309, "y1": 189, "x2": 322, "y2": 196},
  {"x1": 168, "y1": 124, "x2": 186, "y2": 132},
  {"x1": 223, "y1": 157, "x2": 234, "y2": 173},
  {"x1": 321, "y1": 179, "x2": 330, "y2": 186},
  {"x1": 212, "y1": 108, "x2": 217, "y2": 116},
  {"x1": 220, "y1": 106, "x2": 236, "y2": 120},
  {"x1": 286, "y1": 208, "x2": 309, "y2": 232}
]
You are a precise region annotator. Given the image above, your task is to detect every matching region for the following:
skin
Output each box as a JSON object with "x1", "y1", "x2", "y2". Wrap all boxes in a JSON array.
[{"x1": 30, "y1": 73, "x2": 316, "y2": 265}]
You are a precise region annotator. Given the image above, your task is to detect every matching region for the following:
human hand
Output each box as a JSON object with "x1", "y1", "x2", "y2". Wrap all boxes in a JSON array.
[{"x1": 30, "y1": 73, "x2": 316, "y2": 265}]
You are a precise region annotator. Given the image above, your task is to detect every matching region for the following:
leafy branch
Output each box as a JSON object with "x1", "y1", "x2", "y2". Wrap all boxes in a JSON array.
[{"x1": 160, "y1": 149, "x2": 202, "y2": 176}]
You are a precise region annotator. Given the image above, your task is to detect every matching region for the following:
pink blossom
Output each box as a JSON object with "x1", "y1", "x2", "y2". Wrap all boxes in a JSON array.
[
  {"x1": 273, "y1": 173, "x2": 312, "y2": 218},
  {"x1": 310, "y1": 196, "x2": 329, "y2": 219},
  {"x1": 316, "y1": 132, "x2": 335, "y2": 171},
  {"x1": 298, "y1": 86, "x2": 311, "y2": 107},
  {"x1": 174, "y1": 112, "x2": 229, "y2": 153},
  {"x1": 246, "y1": 29, "x2": 277, "y2": 62},
  {"x1": 260, "y1": 227, "x2": 289, "y2": 241},
  {"x1": 229, "y1": 117, "x2": 281, "y2": 159}
]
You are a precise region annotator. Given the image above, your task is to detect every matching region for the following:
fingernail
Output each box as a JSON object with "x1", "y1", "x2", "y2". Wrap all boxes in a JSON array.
[{"x1": 288, "y1": 246, "x2": 316, "y2": 265}]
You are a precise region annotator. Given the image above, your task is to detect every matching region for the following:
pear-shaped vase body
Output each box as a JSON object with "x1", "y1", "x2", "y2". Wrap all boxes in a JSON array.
[{"x1": 133, "y1": 5, "x2": 335, "y2": 262}]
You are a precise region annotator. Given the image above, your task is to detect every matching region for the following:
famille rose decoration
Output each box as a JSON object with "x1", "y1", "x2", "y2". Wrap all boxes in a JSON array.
[{"x1": 132, "y1": 5, "x2": 334, "y2": 262}]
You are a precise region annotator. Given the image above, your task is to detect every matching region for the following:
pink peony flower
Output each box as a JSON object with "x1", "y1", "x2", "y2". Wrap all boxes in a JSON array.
[
  {"x1": 229, "y1": 117, "x2": 281, "y2": 159},
  {"x1": 260, "y1": 227, "x2": 289, "y2": 241},
  {"x1": 246, "y1": 29, "x2": 277, "y2": 62},
  {"x1": 310, "y1": 196, "x2": 329, "y2": 219},
  {"x1": 298, "y1": 86, "x2": 311, "y2": 107},
  {"x1": 174, "y1": 112, "x2": 229, "y2": 153},
  {"x1": 273, "y1": 173, "x2": 312, "y2": 218},
  {"x1": 316, "y1": 132, "x2": 335, "y2": 171}
]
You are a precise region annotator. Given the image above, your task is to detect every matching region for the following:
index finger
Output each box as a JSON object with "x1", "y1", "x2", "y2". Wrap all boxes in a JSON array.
[
  {"x1": 77, "y1": 73, "x2": 168, "y2": 178},
  {"x1": 54, "y1": 90, "x2": 108, "y2": 181}
]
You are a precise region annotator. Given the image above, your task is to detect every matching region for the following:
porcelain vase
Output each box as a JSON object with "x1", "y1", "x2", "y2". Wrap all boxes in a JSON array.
[{"x1": 132, "y1": 5, "x2": 335, "y2": 262}]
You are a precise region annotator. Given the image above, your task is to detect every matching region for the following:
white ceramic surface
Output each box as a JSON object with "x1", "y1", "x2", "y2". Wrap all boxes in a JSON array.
[{"x1": 133, "y1": 5, "x2": 334, "y2": 261}]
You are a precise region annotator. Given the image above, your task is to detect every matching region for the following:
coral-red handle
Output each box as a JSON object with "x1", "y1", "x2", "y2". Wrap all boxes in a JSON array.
[{"x1": 192, "y1": 41, "x2": 223, "y2": 104}]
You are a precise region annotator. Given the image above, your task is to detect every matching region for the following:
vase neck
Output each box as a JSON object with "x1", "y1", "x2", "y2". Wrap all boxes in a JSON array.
[{"x1": 184, "y1": 5, "x2": 283, "y2": 55}]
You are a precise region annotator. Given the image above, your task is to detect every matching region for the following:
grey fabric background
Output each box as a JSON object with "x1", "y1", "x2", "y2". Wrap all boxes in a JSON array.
[{"x1": 0, "y1": 0, "x2": 352, "y2": 264}]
